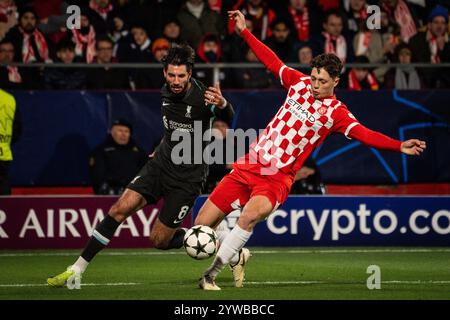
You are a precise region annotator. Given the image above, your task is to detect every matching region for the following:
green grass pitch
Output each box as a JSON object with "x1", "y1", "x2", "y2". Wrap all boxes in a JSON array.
[{"x1": 0, "y1": 247, "x2": 449, "y2": 300}]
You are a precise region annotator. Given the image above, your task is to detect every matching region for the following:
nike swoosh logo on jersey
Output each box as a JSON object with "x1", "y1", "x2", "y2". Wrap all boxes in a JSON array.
[
  {"x1": 130, "y1": 176, "x2": 141, "y2": 184},
  {"x1": 162, "y1": 102, "x2": 170, "y2": 106}
]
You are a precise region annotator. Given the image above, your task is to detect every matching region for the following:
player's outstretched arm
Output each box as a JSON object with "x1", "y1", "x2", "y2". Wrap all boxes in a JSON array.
[
  {"x1": 348, "y1": 125, "x2": 426, "y2": 156},
  {"x1": 228, "y1": 10, "x2": 297, "y2": 80}
]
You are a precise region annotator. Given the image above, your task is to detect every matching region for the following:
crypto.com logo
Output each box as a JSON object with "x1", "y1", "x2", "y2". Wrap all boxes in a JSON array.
[
  {"x1": 66, "y1": 5, "x2": 81, "y2": 30},
  {"x1": 366, "y1": 5, "x2": 381, "y2": 30}
]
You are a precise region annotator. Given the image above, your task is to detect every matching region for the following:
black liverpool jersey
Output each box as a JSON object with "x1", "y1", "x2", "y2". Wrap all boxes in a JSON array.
[{"x1": 153, "y1": 78, "x2": 234, "y2": 183}]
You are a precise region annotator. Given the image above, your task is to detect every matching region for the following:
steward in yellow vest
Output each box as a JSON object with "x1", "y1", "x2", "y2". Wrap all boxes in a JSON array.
[{"x1": 0, "y1": 89, "x2": 21, "y2": 195}]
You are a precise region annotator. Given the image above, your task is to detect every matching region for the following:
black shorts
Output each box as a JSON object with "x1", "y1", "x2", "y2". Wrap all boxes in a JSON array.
[{"x1": 126, "y1": 158, "x2": 203, "y2": 228}]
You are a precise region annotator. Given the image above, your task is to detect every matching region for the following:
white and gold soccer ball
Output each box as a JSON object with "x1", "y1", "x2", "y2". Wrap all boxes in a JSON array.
[{"x1": 183, "y1": 225, "x2": 219, "y2": 260}]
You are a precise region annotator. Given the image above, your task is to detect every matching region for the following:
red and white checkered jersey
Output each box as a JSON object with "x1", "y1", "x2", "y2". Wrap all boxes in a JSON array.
[
  {"x1": 234, "y1": 29, "x2": 401, "y2": 186},
  {"x1": 235, "y1": 66, "x2": 359, "y2": 183}
]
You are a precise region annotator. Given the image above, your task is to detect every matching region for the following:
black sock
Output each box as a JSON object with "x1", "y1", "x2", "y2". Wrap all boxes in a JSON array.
[
  {"x1": 165, "y1": 228, "x2": 187, "y2": 250},
  {"x1": 81, "y1": 215, "x2": 120, "y2": 262}
]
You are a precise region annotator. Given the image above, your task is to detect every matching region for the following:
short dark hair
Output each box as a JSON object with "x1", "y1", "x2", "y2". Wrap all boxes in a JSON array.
[
  {"x1": 310, "y1": 53, "x2": 343, "y2": 79},
  {"x1": 270, "y1": 17, "x2": 290, "y2": 31},
  {"x1": 57, "y1": 39, "x2": 75, "y2": 52},
  {"x1": 353, "y1": 55, "x2": 370, "y2": 70},
  {"x1": 161, "y1": 43, "x2": 195, "y2": 71},
  {"x1": 324, "y1": 9, "x2": 342, "y2": 24},
  {"x1": 96, "y1": 35, "x2": 113, "y2": 49}
]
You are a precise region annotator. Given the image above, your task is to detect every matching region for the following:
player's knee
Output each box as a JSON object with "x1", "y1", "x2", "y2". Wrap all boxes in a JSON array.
[
  {"x1": 108, "y1": 203, "x2": 127, "y2": 223},
  {"x1": 238, "y1": 210, "x2": 262, "y2": 230},
  {"x1": 149, "y1": 233, "x2": 170, "y2": 250}
]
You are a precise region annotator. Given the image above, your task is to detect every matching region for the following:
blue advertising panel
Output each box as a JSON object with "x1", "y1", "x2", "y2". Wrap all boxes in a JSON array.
[{"x1": 192, "y1": 195, "x2": 450, "y2": 246}]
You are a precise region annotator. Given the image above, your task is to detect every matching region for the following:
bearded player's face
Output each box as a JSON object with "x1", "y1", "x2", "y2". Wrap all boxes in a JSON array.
[
  {"x1": 310, "y1": 67, "x2": 339, "y2": 99},
  {"x1": 164, "y1": 64, "x2": 191, "y2": 95}
]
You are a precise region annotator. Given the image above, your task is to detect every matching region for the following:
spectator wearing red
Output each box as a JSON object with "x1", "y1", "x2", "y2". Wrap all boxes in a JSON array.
[
  {"x1": 279, "y1": 0, "x2": 322, "y2": 43},
  {"x1": 195, "y1": 33, "x2": 229, "y2": 86},
  {"x1": 312, "y1": 10, "x2": 353, "y2": 63},
  {"x1": 347, "y1": 55, "x2": 379, "y2": 90},
  {"x1": 5, "y1": 6, "x2": 51, "y2": 63},
  {"x1": 197, "y1": 33, "x2": 222, "y2": 63},
  {"x1": 70, "y1": 9, "x2": 96, "y2": 64},
  {"x1": 380, "y1": 0, "x2": 418, "y2": 43},
  {"x1": 409, "y1": 5, "x2": 450, "y2": 88}
]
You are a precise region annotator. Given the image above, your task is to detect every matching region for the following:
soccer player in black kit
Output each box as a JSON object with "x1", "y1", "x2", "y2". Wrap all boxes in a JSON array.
[{"x1": 47, "y1": 44, "x2": 247, "y2": 288}]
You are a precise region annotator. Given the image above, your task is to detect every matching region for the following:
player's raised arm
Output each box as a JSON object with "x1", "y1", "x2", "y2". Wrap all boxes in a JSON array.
[{"x1": 228, "y1": 10, "x2": 305, "y2": 88}]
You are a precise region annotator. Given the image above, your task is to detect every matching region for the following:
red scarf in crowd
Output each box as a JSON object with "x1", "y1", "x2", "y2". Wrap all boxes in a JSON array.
[
  {"x1": 89, "y1": 0, "x2": 113, "y2": 19},
  {"x1": 428, "y1": 31, "x2": 440, "y2": 63},
  {"x1": 355, "y1": 31, "x2": 372, "y2": 56},
  {"x1": 348, "y1": 69, "x2": 379, "y2": 91},
  {"x1": 427, "y1": 30, "x2": 449, "y2": 64},
  {"x1": 7, "y1": 66, "x2": 22, "y2": 83},
  {"x1": 381, "y1": 0, "x2": 416, "y2": 43},
  {"x1": 289, "y1": 5, "x2": 309, "y2": 41},
  {"x1": 19, "y1": 27, "x2": 50, "y2": 63},
  {"x1": 354, "y1": 6, "x2": 369, "y2": 20},
  {"x1": 72, "y1": 26, "x2": 96, "y2": 63},
  {"x1": 322, "y1": 32, "x2": 347, "y2": 62}
]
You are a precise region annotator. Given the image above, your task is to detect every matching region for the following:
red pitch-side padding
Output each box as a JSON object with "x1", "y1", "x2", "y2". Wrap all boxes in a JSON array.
[{"x1": 11, "y1": 184, "x2": 450, "y2": 195}]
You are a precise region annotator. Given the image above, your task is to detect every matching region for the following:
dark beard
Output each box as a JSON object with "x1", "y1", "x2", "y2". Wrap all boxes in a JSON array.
[
  {"x1": 23, "y1": 25, "x2": 36, "y2": 34},
  {"x1": 166, "y1": 81, "x2": 188, "y2": 98}
]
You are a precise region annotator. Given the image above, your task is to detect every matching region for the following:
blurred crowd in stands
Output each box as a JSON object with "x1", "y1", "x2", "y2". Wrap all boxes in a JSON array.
[{"x1": 1, "y1": 0, "x2": 450, "y2": 90}]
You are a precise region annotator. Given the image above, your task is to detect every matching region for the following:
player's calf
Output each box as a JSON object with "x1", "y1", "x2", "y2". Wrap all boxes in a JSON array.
[{"x1": 150, "y1": 227, "x2": 187, "y2": 250}]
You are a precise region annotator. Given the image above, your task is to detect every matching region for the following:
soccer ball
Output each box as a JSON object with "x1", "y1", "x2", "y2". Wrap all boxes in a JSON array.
[{"x1": 183, "y1": 225, "x2": 219, "y2": 260}]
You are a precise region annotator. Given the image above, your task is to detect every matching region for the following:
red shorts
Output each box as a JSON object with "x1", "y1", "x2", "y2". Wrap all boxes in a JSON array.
[{"x1": 209, "y1": 168, "x2": 291, "y2": 215}]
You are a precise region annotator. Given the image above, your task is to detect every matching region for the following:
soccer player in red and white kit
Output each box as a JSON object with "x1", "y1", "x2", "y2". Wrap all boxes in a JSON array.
[{"x1": 196, "y1": 10, "x2": 427, "y2": 290}]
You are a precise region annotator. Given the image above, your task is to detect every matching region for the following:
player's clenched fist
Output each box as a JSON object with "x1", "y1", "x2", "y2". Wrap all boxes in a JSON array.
[{"x1": 228, "y1": 10, "x2": 246, "y2": 34}]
